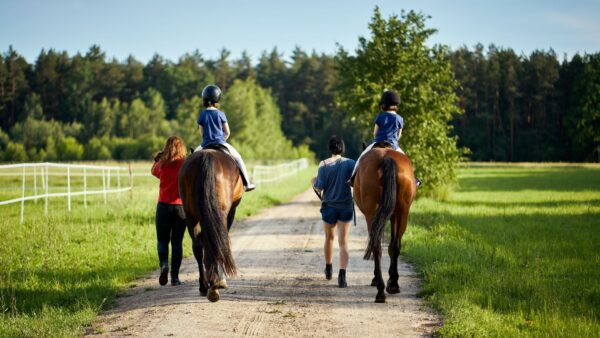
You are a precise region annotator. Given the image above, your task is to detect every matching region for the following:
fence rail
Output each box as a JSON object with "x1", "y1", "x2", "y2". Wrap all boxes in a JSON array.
[
  {"x1": 252, "y1": 158, "x2": 309, "y2": 185},
  {"x1": 0, "y1": 162, "x2": 132, "y2": 223},
  {"x1": 0, "y1": 158, "x2": 310, "y2": 223}
]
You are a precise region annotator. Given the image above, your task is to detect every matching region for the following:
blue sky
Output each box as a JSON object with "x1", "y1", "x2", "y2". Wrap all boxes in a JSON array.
[{"x1": 1, "y1": 0, "x2": 599, "y2": 63}]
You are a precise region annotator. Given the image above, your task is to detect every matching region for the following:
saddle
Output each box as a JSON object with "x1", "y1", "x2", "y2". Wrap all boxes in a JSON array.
[
  {"x1": 203, "y1": 143, "x2": 232, "y2": 156},
  {"x1": 372, "y1": 141, "x2": 394, "y2": 149},
  {"x1": 201, "y1": 144, "x2": 248, "y2": 186}
]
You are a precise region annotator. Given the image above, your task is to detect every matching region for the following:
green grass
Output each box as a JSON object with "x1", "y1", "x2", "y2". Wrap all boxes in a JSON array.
[
  {"x1": 0, "y1": 161, "x2": 316, "y2": 337},
  {"x1": 403, "y1": 164, "x2": 600, "y2": 337}
]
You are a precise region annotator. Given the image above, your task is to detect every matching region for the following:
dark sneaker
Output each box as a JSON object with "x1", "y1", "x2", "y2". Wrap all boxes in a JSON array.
[
  {"x1": 324, "y1": 264, "x2": 332, "y2": 280},
  {"x1": 338, "y1": 269, "x2": 347, "y2": 288},
  {"x1": 416, "y1": 177, "x2": 422, "y2": 188},
  {"x1": 171, "y1": 277, "x2": 182, "y2": 286},
  {"x1": 159, "y1": 265, "x2": 169, "y2": 286}
]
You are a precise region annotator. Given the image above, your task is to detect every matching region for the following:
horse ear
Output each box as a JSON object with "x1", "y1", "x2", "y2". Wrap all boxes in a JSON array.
[
  {"x1": 189, "y1": 147, "x2": 195, "y2": 155},
  {"x1": 362, "y1": 142, "x2": 368, "y2": 150}
]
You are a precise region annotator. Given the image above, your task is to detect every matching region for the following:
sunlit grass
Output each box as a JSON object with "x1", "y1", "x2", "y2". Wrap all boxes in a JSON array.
[{"x1": 404, "y1": 164, "x2": 600, "y2": 337}]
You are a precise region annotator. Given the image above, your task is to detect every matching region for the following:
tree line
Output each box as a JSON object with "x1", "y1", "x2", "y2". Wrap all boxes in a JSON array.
[
  {"x1": 0, "y1": 38, "x2": 598, "y2": 163},
  {"x1": 450, "y1": 45, "x2": 599, "y2": 162}
]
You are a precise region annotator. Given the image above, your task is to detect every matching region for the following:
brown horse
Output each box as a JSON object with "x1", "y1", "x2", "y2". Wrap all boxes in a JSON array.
[
  {"x1": 353, "y1": 146, "x2": 416, "y2": 303},
  {"x1": 179, "y1": 148, "x2": 244, "y2": 302}
]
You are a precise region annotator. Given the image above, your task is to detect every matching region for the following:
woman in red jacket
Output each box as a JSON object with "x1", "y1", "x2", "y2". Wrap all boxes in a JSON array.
[{"x1": 151, "y1": 136, "x2": 187, "y2": 286}]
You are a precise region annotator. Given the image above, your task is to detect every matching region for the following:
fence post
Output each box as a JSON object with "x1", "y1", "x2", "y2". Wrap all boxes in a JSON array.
[
  {"x1": 107, "y1": 169, "x2": 111, "y2": 193},
  {"x1": 83, "y1": 167, "x2": 87, "y2": 208},
  {"x1": 102, "y1": 168, "x2": 107, "y2": 204},
  {"x1": 128, "y1": 162, "x2": 133, "y2": 200},
  {"x1": 45, "y1": 163, "x2": 49, "y2": 216},
  {"x1": 33, "y1": 166, "x2": 37, "y2": 204},
  {"x1": 20, "y1": 167, "x2": 25, "y2": 224},
  {"x1": 67, "y1": 166, "x2": 71, "y2": 212}
]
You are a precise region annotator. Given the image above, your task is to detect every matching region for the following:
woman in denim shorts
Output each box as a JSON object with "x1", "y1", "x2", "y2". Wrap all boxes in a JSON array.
[{"x1": 311, "y1": 136, "x2": 356, "y2": 288}]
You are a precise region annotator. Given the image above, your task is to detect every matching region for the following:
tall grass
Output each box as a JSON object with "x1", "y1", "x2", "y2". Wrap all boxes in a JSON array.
[
  {"x1": 0, "y1": 161, "x2": 316, "y2": 337},
  {"x1": 404, "y1": 165, "x2": 600, "y2": 337}
]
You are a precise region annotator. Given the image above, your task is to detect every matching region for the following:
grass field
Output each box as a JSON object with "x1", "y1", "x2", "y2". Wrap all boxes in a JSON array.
[
  {"x1": 404, "y1": 164, "x2": 600, "y2": 337},
  {"x1": 0, "y1": 161, "x2": 317, "y2": 337},
  {"x1": 1, "y1": 162, "x2": 598, "y2": 337}
]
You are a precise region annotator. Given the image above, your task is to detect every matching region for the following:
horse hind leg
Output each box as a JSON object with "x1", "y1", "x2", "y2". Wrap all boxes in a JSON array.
[
  {"x1": 202, "y1": 248, "x2": 221, "y2": 302},
  {"x1": 387, "y1": 208, "x2": 408, "y2": 295},
  {"x1": 386, "y1": 234, "x2": 401, "y2": 294},
  {"x1": 187, "y1": 220, "x2": 209, "y2": 296},
  {"x1": 374, "y1": 250, "x2": 386, "y2": 303}
]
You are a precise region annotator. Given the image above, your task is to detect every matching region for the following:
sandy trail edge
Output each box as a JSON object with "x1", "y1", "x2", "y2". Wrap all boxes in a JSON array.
[{"x1": 87, "y1": 189, "x2": 441, "y2": 337}]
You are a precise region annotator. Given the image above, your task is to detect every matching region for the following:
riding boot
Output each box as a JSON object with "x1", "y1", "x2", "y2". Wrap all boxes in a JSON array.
[
  {"x1": 170, "y1": 261, "x2": 182, "y2": 286},
  {"x1": 338, "y1": 269, "x2": 347, "y2": 288},
  {"x1": 171, "y1": 275, "x2": 182, "y2": 286},
  {"x1": 222, "y1": 143, "x2": 255, "y2": 191},
  {"x1": 324, "y1": 264, "x2": 333, "y2": 280},
  {"x1": 159, "y1": 256, "x2": 169, "y2": 286},
  {"x1": 157, "y1": 240, "x2": 170, "y2": 285}
]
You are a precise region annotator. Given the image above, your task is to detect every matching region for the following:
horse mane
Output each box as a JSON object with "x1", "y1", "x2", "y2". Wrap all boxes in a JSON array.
[{"x1": 364, "y1": 154, "x2": 397, "y2": 260}]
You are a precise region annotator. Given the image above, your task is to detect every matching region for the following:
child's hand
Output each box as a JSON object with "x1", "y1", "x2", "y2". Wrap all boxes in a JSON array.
[{"x1": 153, "y1": 151, "x2": 163, "y2": 162}]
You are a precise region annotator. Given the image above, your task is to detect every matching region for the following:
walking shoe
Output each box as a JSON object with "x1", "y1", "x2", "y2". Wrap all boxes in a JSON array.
[
  {"x1": 245, "y1": 183, "x2": 256, "y2": 192},
  {"x1": 324, "y1": 264, "x2": 333, "y2": 280},
  {"x1": 338, "y1": 269, "x2": 347, "y2": 288},
  {"x1": 171, "y1": 277, "x2": 182, "y2": 286},
  {"x1": 159, "y1": 265, "x2": 169, "y2": 286},
  {"x1": 416, "y1": 177, "x2": 422, "y2": 188}
]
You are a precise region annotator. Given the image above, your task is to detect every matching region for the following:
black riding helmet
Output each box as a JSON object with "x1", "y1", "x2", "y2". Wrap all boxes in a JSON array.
[
  {"x1": 201, "y1": 85, "x2": 222, "y2": 104},
  {"x1": 380, "y1": 90, "x2": 400, "y2": 106}
]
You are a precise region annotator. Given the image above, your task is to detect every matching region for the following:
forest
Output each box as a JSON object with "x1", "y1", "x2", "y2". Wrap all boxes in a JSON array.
[{"x1": 0, "y1": 43, "x2": 598, "y2": 162}]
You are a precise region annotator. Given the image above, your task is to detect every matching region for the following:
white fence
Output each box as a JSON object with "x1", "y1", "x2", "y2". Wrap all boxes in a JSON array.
[
  {"x1": 252, "y1": 158, "x2": 309, "y2": 185},
  {"x1": 0, "y1": 162, "x2": 132, "y2": 223}
]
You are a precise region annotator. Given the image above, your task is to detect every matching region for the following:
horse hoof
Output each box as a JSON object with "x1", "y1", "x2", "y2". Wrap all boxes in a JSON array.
[
  {"x1": 199, "y1": 287, "x2": 208, "y2": 296},
  {"x1": 214, "y1": 279, "x2": 228, "y2": 289},
  {"x1": 386, "y1": 285, "x2": 400, "y2": 294},
  {"x1": 370, "y1": 278, "x2": 377, "y2": 287},
  {"x1": 375, "y1": 296, "x2": 386, "y2": 303},
  {"x1": 207, "y1": 289, "x2": 220, "y2": 302}
]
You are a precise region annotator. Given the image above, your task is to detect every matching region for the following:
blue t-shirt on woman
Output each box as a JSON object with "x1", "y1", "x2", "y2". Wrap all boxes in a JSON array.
[
  {"x1": 197, "y1": 108, "x2": 228, "y2": 147},
  {"x1": 314, "y1": 158, "x2": 356, "y2": 209},
  {"x1": 373, "y1": 111, "x2": 404, "y2": 149}
]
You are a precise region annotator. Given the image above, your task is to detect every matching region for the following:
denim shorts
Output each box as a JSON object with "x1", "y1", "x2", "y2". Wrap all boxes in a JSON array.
[{"x1": 320, "y1": 206, "x2": 353, "y2": 224}]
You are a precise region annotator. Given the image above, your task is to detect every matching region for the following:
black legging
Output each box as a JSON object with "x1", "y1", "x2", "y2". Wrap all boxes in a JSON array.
[{"x1": 155, "y1": 202, "x2": 186, "y2": 278}]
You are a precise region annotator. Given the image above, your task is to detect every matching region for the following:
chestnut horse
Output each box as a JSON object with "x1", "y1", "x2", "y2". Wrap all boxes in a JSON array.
[
  {"x1": 179, "y1": 148, "x2": 244, "y2": 302},
  {"x1": 353, "y1": 146, "x2": 416, "y2": 303}
]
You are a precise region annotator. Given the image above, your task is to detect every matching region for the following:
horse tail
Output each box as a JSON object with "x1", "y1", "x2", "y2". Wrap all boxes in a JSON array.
[
  {"x1": 196, "y1": 152, "x2": 237, "y2": 276},
  {"x1": 364, "y1": 155, "x2": 397, "y2": 260}
]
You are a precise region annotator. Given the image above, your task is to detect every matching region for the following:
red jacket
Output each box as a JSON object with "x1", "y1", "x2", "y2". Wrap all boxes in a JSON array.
[{"x1": 151, "y1": 159, "x2": 184, "y2": 205}]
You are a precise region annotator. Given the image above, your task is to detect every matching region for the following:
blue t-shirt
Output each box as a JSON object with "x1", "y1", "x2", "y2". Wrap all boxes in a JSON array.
[
  {"x1": 374, "y1": 111, "x2": 404, "y2": 149},
  {"x1": 197, "y1": 108, "x2": 228, "y2": 147},
  {"x1": 314, "y1": 157, "x2": 356, "y2": 209}
]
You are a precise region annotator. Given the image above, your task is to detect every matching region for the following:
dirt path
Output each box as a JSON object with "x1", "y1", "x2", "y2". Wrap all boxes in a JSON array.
[{"x1": 89, "y1": 189, "x2": 440, "y2": 337}]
